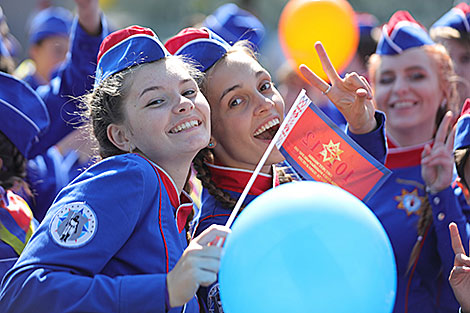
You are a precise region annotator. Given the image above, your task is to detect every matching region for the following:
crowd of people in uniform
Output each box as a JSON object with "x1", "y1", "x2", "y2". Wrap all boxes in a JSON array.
[{"x1": 0, "y1": 0, "x2": 469, "y2": 312}]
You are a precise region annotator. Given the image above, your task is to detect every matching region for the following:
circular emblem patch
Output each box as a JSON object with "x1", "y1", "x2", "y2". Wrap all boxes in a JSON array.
[{"x1": 50, "y1": 202, "x2": 97, "y2": 248}]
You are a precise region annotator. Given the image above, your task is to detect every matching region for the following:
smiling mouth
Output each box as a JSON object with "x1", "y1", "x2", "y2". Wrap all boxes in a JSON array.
[
  {"x1": 169, "y1": 120, "x2": 201, "y2": 134},
  {"x1": 253, "y1": 118, "x2": 280, "y2": 140},
  {"x1": 390, "y1": 101, "x2": 417, "y2": 109}
]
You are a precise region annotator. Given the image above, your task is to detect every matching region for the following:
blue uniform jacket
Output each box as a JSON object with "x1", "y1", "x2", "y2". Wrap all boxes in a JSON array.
[
  {"x1": 24, "y1": 15, "x2": 109, "y2": 221},
  {"x1": 192, "y1": 112, "x2": 387, "y2": 313},
  {"x1": 367, "y1": 139, "x2": 470, "y2": 313},
  {"x1": 0, "y1": 153, "x2": 198, "y2": 313}
]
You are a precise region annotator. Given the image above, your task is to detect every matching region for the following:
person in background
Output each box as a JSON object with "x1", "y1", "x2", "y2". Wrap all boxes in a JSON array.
[
  {"x1": 16, "y1": 6, "x2": 73, "y2": 89},
  {"x1": 202, "y1": 2, "x2": 265, "y2": 51},
  {"x1": 431, "y1": 2, "x2": 470, "y2": 112},
  {"x1": 366, "y1": 10, "x2": 469, "y2": 313},
  {"x1": 1, "y1": 0, "x2": 109, "y2": 221},
  {"x1": 0, "y1": 25, "x2": 230, "y2": 313},
  {"x1": 453, "y1": 99, "x2": 470, "y2": 204},
  {"x1": 0, "y1": 71, "x2": 49, "y2": 279}
]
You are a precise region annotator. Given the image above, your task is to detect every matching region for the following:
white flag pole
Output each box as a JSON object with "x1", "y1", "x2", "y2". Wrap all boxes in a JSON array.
[{"x1": 223, "y1": 89, "x2": 308, "y2": 229}]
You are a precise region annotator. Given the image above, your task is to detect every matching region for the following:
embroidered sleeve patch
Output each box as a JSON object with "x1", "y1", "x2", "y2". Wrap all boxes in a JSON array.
[{"x1": 49, "y1": 202, "x2": 97, "y2": 248}]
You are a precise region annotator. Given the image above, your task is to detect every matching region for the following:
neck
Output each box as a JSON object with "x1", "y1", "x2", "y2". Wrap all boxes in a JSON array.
[
  {"x1": 387, "y1": 125, "x2": 434, "y2": 147},
  {"x1": 140, "y1": 153, "x2": 193, "y2": 194}
]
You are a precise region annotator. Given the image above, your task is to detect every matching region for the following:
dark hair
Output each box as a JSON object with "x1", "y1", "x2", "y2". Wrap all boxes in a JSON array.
[
  {"x1": 193, "y1": 148, "x2": 292, "y2": 212},
  {"x1": 0, "y1": 131, "x2": 32, "y2": 198},
  {"x1": 80, "y1": 56, "x2": 203, "y2": 160}
]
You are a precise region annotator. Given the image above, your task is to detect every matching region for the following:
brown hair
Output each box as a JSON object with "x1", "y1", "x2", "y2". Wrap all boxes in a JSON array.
[{"x1": 368, "y1": 44, "x2": 459, "y2": 272}]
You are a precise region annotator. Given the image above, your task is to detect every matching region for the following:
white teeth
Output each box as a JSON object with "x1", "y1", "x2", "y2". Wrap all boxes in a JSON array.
[
  {"x1": 392, "y1": 101, "x2": 415, "y2": 109},
  {"x1": 254, "y1": 118, "x2": 280, "y2": 136},
  {"x1": 171, "y1": 120, "x2": 200, "y2": 133}
]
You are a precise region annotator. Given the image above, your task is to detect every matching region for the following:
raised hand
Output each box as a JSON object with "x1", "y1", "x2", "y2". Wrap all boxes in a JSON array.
[
  {"x1": 421, "y1": 111, "x2": 455, "y2": 193},
  {"x1": 449, "y1": 222, "x2": 470, "y2": 313},
  {"x1": 166, "y1": 224, "x2": 230, "y2": 308},
  {"x1": 74, "y1": 0, "x2": 101, "y2": 35},
  {"x1": 299, "y1": 42, "x2": 376, "y2": 134}
]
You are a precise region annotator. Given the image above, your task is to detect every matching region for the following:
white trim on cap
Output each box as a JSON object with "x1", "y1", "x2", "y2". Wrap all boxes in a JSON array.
[
  {"x1": 0, "y1": 98, "x2": 40, "y2": 133},
  {"x1": 381, "y1": 26, "x2": 403, "y2": 54},
  {"x1": 97, "y1": 33, "x2": 166, "y2": 68},
  {"x1": 453, "y1": 7, "x2": 470, "y2": 32}
]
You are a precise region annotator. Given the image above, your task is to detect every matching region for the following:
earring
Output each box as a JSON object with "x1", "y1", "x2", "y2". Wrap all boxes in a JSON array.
[
  {"x1": 208, "y1": 138, "x2": 216, "y2": 149},
  {"x1": 128, "y1": 144, "x2": 135, "y2": 153}
]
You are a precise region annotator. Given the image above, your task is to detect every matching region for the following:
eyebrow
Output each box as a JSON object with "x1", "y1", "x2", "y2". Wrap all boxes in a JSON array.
[
  {"x1": 218, "y1": 70, "x2": 267, "y2": 102},
  {"x1": 139, "y1": 78, "x2": 194, "y2": 99}
]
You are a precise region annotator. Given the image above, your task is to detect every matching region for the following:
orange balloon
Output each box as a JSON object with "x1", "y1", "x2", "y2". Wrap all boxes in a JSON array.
[{"x1": 279, "y1": 0, "x2": 359, "y2": 81}]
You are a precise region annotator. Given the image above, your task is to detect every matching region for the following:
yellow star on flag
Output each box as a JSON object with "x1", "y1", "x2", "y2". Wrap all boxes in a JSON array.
[{"x1": 319, "y1": 140, "x2": 344, "y2": 165}]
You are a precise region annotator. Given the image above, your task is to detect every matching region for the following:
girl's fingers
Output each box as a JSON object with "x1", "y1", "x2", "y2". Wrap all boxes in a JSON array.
[
  {"x1": 434, "y1": 111, "x2": 453, "y2": 145},
  {"x1": 194, "y1": 224, "x2": 231, "y2": 246},
  {"x1": 314, "y1": 42, "x2": 341, "y2": 84},
  {"x1": 449, "y1": 222, "x2": 466, "y2": 256},
  {"x1": 299, "y1": 64, "x2": 330, "y2": 94},
  {"x1": 445, "y1": 125, "x2": 456, "y2": 151},
  {"x1": 359, "y1": 75, "x2": 374, "y2": 100}
]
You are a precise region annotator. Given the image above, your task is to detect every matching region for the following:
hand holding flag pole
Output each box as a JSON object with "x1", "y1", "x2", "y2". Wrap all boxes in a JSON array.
[{"x1": 299, "y1": 42, "x2": 377, "y2": 135}]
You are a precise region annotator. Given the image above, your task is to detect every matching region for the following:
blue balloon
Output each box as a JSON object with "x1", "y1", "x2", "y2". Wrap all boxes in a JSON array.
[{"x1": 219, "y1": 181, "x2": 396, "y2": 313}]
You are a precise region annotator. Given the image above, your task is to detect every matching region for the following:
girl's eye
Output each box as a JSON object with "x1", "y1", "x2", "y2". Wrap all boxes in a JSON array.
[
  {"x1": 183, "y1": 89, "x2": 196, "y2": 97},
  {"x1": 409, "y1": 72, "x2": 425, "y2": 81},
  {"x1": 378, "y1": 75, "x2": 394, "y2": 85},
  {"x1": 146, "y1": 98, "x2": 164, "y2": 107},
  {"x1": 229, "y1": 98, "x2": 243, "y2": 108},
  {"x1": 260, "y1": 81, "x2": 272, "y2": 92}
]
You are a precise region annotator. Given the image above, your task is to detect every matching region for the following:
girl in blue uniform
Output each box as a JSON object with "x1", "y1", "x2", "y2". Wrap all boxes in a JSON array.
[
  {"x1": 0, "y1": 72, "x2": 48, "y2": 279},
  {"x1": 365, "y1": 11, "x2": 470, "y2": 313},
  {"x1": 0, "y1": 25, "x2": 229, "y2": 313},
  {"x1": 165, "y1": 27, "x2": 387, "y2": 312}
]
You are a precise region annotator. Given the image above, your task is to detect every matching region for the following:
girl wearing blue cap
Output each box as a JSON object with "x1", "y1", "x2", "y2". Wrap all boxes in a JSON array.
[
  {"x1": 165, "y1": 27, "x2": 387, "y2": 312},
  {"x1": 0, "y1": 25, "x2": 229, "y2": 313},
  {"x1": 0, "y1": 72, "x2": 49, "y2": 280},
  {"x1": 365, "y1": 10, "x2": 470, "y2": 313}
]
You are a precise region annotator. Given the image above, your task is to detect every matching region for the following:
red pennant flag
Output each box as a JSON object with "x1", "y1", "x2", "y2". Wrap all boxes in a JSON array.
[{"x1": 276, "y1": 90, "x2": 391, "y2": 201}]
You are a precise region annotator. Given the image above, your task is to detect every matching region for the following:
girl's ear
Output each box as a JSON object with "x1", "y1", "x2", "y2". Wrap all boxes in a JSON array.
[{"x1": 107, "y1": 123, "x2": 133, "y2": 153}]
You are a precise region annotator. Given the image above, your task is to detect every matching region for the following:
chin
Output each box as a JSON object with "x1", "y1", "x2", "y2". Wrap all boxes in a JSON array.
[{"x1": 267, "y1": 149, "x2": 285, "y2": 165}]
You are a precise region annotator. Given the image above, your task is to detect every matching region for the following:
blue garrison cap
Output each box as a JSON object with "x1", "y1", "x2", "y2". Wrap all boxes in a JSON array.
[
  {"x1": 202, "y1": 3, "x2": 265, "y2": 50},
  {"x1": 165, "y1": 27, "x2": 230, "y2": 72},
  {"x1": 432, "y1": 3, "x2": 470, "y2": 34},
  {"x1": 29, "y1": 7, "x2": 73, "y2": 44},
  {"x1": 0, "y1": 72, "x2": 49, "y2": 158},
  {"x1": 94, "y1": 25, "x2": 170, "y2": 88},
  {"x1": 376, "y1": 11, "x2": 434, "y2": 55}
]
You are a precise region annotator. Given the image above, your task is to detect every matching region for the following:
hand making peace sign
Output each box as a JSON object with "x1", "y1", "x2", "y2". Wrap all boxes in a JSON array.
[
  {"x1": 449, "y1": 222, "x2": 470, "y2": 313},
  {"x1": 299, "y1": 42, "x2": 377, "y2": 134},
  {"x1": 421, "y1": 111, "x2": 455, "y2": 194}
]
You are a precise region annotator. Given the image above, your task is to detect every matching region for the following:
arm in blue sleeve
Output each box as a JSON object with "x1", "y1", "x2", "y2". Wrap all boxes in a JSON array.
[
  {"x1": 28, "y1": 15, "x2": 110, "y2": 157},
  {"x1": 347, "y1": 110, "x2": 387, "y2": 164},
  {"x1": 428, "y1": 187, "x2": 470, "y2": 311}
]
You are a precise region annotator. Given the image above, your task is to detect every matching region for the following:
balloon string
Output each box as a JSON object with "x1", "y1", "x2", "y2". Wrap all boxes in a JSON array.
[{"x1": 218, "y1": 90, "x2": 308, "y2": 248}]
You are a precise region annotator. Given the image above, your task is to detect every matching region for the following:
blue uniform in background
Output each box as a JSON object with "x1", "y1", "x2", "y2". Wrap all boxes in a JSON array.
[
  {"x1": 367, "y1": 139, "x2": 470, "y2": 313},
  {"x1": 192, "y1": 112, "x2": 387, "y2": 313},
  {"x1": 0, "y1": 153, "x2": 198, "y2": 313},
  {"x1": 25, "y1": 15, "x2": 109, "y2": 221}
]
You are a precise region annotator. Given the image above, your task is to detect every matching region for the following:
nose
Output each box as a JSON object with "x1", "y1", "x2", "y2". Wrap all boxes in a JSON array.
[
  {"x1": 392, "y1": 75, "x2": 409, "y2": 96},
  {"x1": 173, "y1": 95, "x2": 195, "y2": 114},
  {"x1": 254, "y1": 94, "x2": 275, "y2": 116}
]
